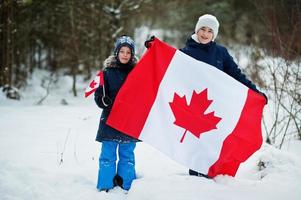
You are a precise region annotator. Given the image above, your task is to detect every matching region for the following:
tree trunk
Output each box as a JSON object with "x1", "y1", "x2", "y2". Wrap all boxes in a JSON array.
[
  {"x1": 0, "y1": 0, "x2": 14, "y2": 88},
  {"x1": 37, "y1": 44, "x2": 42, "y2": 69},
  {"x1": 0, "y1": 2, "x2": 3, "y2": 87},
  {"x1": 68, "y1": 0, "x2": 78, "y2": 97}
]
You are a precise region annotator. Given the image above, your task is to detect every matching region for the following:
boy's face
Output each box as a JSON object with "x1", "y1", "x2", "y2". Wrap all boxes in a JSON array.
[
  {"x1": 197, "y1": 26, "x2": 214, "y2": 44},
  {"x1": 118, "y1": 46, "x2": 132, "y2": 64}
]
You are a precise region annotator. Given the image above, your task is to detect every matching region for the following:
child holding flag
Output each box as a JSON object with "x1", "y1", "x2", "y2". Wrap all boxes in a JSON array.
[
  {"x1": 144, "y1": 14, "x2": 267, "y2": 178},
  {"x1": 94, "y1": 35, "x2": 139, "y2": 191},
  {"x1": 180, "y1": 14, "x2": 267, "y2": 178}
]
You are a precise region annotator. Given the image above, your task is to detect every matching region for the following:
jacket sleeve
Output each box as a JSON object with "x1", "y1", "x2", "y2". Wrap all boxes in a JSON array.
[
  {"x1": 94, "y1": 70, "x2": 112, "y2": 109},
  {"x1": 223, "y1": 48, "x2": 259, "y2": 92},
  {"x1": 94, "y1": 85, "x2": 105, "y2": 108}
]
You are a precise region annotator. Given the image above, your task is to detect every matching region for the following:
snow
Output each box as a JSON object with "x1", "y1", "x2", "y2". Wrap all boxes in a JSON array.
[{"x1": 1, "y1": 70, "x2": 301, "y2": 200}]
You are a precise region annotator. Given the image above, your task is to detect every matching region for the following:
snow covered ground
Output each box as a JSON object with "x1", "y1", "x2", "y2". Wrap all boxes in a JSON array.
[{"x1": 0, "y1": 71, "x2": 300, "y2": 200}]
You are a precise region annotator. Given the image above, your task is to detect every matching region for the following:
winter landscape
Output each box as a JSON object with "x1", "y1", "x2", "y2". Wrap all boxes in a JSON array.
[
  {"x1": 1, "y1": 1, "x2": 300, "y2": 200},
  {"x1": 0, "y1": 69, "x2": 300, "y2": 200}
]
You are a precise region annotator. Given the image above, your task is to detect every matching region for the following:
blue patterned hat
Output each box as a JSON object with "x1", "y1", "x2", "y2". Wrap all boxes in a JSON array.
[{"x1": 114, "y1": 35, "x2": 135, "y2": 56}]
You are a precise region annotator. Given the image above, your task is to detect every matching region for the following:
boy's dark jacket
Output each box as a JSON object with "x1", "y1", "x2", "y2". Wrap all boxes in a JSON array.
[
  {"x1": 180, "y1": 36, "x2": 259, "y2": 92},
  {"x1": 94, "y1": 55, "x2": 139, "y2": 143}
]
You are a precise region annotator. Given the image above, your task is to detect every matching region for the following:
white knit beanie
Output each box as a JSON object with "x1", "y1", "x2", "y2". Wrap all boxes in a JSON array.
[{"x1": 195, "y1": 14, "x2": 220, "y2": 41}]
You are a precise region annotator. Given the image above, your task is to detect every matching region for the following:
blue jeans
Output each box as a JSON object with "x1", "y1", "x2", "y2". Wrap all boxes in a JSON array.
[{"x1": 96, "y1": 141, "x2": 136, "y2": 190}]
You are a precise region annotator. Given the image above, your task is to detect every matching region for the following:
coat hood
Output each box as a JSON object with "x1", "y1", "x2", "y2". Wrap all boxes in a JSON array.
[{"x1": 103, "y1": 55, "x2": 138, "y2": 69}]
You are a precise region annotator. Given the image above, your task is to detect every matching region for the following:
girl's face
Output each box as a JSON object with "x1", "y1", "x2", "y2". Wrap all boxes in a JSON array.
[
  {"x1": 118, "y1": 46, "x2": 132, "y2": 64},
  {"x1": 197, "y1": 26, "x2": 214, "y2": 44}
]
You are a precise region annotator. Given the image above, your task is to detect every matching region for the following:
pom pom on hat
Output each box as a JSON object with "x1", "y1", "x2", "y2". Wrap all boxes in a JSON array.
[{"x1": 195, "y1": 14, "x2": 220, "y2": 41}]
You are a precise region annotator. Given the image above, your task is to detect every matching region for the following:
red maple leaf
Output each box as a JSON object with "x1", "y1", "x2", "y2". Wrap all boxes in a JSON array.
[
  {"x1": 89, "y1": 80, "x2": 97, "y2": 88},
  {"x1": 85, "y1": 71, "x2": 104, "y2": 98},
  {"x1": 169, "y1": 88, "x2": 222, "y2": 143}
]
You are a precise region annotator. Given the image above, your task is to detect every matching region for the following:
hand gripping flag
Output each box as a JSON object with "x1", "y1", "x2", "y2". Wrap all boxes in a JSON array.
[
  {"x1": 107, "y1": 38, "x2": 266, "y2": 178},
  {"x1": 85, "y1": 71, "x2": 104, "y2": 98}
]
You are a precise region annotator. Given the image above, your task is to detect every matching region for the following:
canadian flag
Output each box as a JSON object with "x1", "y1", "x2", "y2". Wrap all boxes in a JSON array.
[
  {"x1": 107, "y1": 38, "x2": 266, "y2": 177},
  {"x1": 85, "y1": 71, "x2": 104, "y2": 98}
]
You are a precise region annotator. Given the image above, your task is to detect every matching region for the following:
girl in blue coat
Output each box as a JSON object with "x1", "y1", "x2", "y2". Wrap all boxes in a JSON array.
[
  {"x1": 94, "y1": 35, "x2": 139, "y2": 191},
  {"x1": 179, "y1": 14, "x2": 267, "y2": 177}
]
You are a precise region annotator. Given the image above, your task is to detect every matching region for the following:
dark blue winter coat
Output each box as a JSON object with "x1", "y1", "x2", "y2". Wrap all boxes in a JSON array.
[
  {"x1": 180, "y1": 36, "x2": 259, "y2": 92},
  {"x1": 94, "y1": 56, "x2": 139, "y2": 143}
]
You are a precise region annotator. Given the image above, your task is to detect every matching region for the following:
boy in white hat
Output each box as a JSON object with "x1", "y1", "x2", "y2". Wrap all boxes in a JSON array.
[
  {"x1": 144, "y1": 14, "x2": 267, "y2": 178},
  {"x1": 180, "y1": 14, "x2": 267, "y2": 178},
  {"x1": 192, "y1": 14, "x2": 219, "y2": 43}
]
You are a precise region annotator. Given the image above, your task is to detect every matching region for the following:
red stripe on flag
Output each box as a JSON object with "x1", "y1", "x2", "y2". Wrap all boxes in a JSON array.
[
  {"x1": 107, "y1": 39, "x2": 176, "y2": 138},
  {"x1": 84, "y1": 88, "x2": 97, "y2": 98},
  {"x1": 207, "y1": 89, "x2": 265, "y2": 177},
  {"x1": 98, "y1": 70, "x2": 104, "y2": 86}
]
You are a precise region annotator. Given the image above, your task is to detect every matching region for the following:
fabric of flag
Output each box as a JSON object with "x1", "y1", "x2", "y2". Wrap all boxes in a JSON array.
[
  {"x1": 85, "y1": 71, "x2": 104, "y2": 98},
  {"x1": 106, "y1": 38, "x2": 266, "y2": 177}
]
